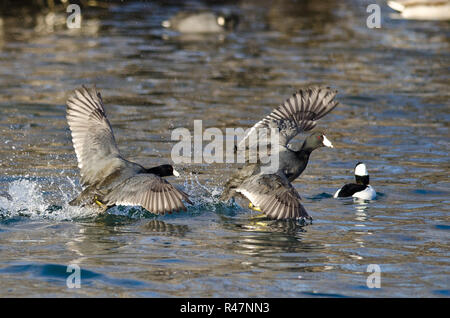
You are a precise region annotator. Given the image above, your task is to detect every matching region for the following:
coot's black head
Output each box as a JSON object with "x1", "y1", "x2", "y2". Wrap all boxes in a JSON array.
[
  {"x1": 354, "y1": 162, "x2": 370, "y2": 185},
  {"x1": 303, "y1": 132, "x2": 334, "y2": 152},
  {"x1": 146, "y1": 164, "x2": 180, "y2": 177}
]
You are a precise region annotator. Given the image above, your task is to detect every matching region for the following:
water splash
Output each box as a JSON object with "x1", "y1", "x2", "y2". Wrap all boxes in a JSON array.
[
  {"x1": 182, "y1": 172, "x2": 241, "y2": 216},
  {"x1": 0, "y1": 178, "x2": 96, "y2": 221},
  {"x1": 0, "y1": 173, "x2": 243, "y2": 221},
  {"x1": 98, "y1": 173, "x2": 241, "y2": 219}
]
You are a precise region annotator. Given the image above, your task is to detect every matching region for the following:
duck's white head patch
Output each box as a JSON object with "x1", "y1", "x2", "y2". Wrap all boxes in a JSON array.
[{"x1": 355, "y1": 162, "x2": 368, "y2": 176}]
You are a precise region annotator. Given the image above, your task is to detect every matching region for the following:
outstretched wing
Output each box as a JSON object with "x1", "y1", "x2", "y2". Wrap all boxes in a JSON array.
[
  {"x1": 238, "y1": 86, "x2": 338, "y2": 148},
  {"x1": 236, "y1": 174, "x2": 310, "y2": 220},
  {"x1": 66, "y1": 85, "x2": 122, "y2": 186},
  {"x1": 102, "y1": 174, "x2": 192, "y2": 215}
]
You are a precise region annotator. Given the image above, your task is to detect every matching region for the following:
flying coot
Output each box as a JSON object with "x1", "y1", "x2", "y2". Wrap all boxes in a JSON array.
[
  {"x1": 66, "y1": 85, "x2": 192, "y2": 214},
  {"x1": 220, "y1": 86, "x2": 339, "y2": 220}
]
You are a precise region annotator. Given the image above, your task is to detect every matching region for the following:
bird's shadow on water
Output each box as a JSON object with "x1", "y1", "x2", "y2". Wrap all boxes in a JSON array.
[
  {"x1": 87, "y1": 214, "x2": 190, "y2": 237},
  {"x1": 215, "y1": 212, "x2": 325, "y2": 259},
  {"x1": 222, "y1": 216, "x2": 309, "y2": 235},
  {"x1": 214, "y1": 200, "x2": 311, "y2": 236},
  {"x1": 92, "y1": 210, "x2": 190, "y2": 237},
  {"x1": 139, "y1": 219, "x2": 190, "y2": 237}
]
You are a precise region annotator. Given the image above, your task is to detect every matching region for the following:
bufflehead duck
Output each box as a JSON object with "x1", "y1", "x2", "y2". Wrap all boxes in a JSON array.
[
  {"x1": 334, "y1": 162, "x2": 376, "y2": 200},
  {"x1": 66, "y1": 86, "x2": 191, "y2": 214},
  {"x1": 220, "y1": 86, "x2": 339, "y2": 220}
]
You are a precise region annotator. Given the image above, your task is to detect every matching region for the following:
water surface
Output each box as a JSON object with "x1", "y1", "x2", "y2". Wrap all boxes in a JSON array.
[{"x1": 0, "y1": 0, "x2": 449, "y2": 297}]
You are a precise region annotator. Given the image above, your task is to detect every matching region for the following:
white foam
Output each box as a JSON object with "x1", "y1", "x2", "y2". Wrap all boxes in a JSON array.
[
  {"x1": 0, "y1": 174, "x2": 238, "y2": 220},
  {"x1": 181, "y1": 172, "x2": 242, "y2": 214},
  {"x1": 183, "y1": 172, "x2": 222, "y2": 206},
  {"x1": 0, "y1": 178, "x2": 97, "y2": 221}
]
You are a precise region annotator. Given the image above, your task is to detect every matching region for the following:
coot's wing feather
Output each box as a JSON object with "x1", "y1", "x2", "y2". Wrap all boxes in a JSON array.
[
  {"x1": 238, "y1": 86, "x2": 338, "y2": 148},
  {"x1": 66, "y1": 85, "x2": 123, "y2": 186},
  {"x1": 102, "y1": 174, "x2": 192, "y2": 215},
  {"x1": 236, "y1": 174, "x2": 310, "y2": 220}
]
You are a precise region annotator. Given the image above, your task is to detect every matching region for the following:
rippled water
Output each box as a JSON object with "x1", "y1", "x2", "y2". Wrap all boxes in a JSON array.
[{"x1": 0, "y1": 0, "x2": 449, "y2": 297}]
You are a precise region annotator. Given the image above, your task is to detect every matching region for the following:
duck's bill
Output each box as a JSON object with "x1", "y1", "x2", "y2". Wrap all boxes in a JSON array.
[
  {"x1": 173, "y1": 169, "x2": 181, "y2": 177},
  {"x1": 323, "y1": 135, "x2": 334, "y2": 148}
]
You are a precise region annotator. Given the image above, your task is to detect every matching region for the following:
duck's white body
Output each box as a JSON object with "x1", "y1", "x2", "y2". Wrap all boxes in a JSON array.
[
  {"x1": 355, "y1": 185, "x2": 377, "y2": 200},
  {"x1": 388, "y1": 0, "x2": 450, "y2": 20},
  {"x1": 334, "y1": 185, "x2": 376, "y2": 200}
]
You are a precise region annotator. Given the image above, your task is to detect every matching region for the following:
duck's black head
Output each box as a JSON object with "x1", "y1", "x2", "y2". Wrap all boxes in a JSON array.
[
  {"x1": 146, "y1": 164, "x2": 180, "y2": 178},
  {"x1": 354, "y1": 162, "x2": 370, "y2": 185},
  {"x1": 302, "y1": 132, "x2": 334, "y2": 152}
]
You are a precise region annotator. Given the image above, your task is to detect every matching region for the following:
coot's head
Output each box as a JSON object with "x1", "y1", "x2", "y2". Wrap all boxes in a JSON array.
[
  {"x1": 146, "y1": 164, "x2": 180, "y2": 178},
  {"x1": 304, "y1": 132, "x2": 334, "y2": 151}
]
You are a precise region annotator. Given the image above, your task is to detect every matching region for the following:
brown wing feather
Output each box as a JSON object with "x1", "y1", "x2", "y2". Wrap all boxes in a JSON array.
[
  {"x1": 66, "y1": 85, "x2": 123, "y2": 187},
  {"x1": 236, "y1": 174, "x2": 310, "y2": 220},
  {"x1": 239, "y1": 86, "x2": 339, "y2": 148},
  {"x1": 102, "y1": 174, "x2": 192, "y2": 215}
]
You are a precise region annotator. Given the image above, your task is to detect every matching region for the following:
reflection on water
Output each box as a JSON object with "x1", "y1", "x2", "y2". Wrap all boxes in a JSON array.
[{"x1": 0, "y1": 0, "x2": 448, "y2": 297}]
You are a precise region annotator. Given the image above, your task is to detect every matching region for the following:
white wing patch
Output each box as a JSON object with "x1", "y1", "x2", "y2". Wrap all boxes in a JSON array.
[
  {"x1": 333, "y1": 188, "x2": 341, "y2": 198},
  {"x1": 352, "y1": 185, "x2": 376, "y2": 200}
]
